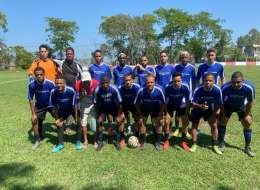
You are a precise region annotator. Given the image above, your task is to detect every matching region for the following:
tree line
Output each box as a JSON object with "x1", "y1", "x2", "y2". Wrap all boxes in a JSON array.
[{"x1": 0, "y1": 8, "x2": 260, "y2": 69}]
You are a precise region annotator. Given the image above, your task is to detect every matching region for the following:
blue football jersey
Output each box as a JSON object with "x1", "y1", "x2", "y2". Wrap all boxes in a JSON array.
[
  {"x1": 28, "y1": 79, "x2": 55, "y2": 110},
  {"x1": 119, "y1": 83, "x2": 140, "y2": 110},
  {"x1": 165, "y1": 83, "x2": 191, "y2": 109},
  {"x1": 113, "y1": 65, "x2": 133, "y2": 87},
  {"x1": 134, "y1": 65, "x2": 156, "y2": 87},
  {"x1": 88, "y1": 63, "x2": 112, "y2": 82},
  {"x1": 196, "y1": 62, "x2": 224, "y2": 85},
  {"x1": 192, "y1": 84, "x2": 223, "y2": 110},
  {"x1": 155, "y1": 64, "x2": 175, "y2": 89},
  {"x1": 175, "y1": 63, "x2": 196, "y2": 91}
]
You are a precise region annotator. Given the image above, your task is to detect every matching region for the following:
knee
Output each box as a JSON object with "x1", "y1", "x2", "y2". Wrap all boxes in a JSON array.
[{"x1": 242, "y1": 115, "x2": 252, "y2": 127}]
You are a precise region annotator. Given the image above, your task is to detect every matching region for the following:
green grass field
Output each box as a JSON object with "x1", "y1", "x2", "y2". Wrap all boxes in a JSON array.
[{"x1": 0, "y1": 66, "x2": 260, "y2": 190}]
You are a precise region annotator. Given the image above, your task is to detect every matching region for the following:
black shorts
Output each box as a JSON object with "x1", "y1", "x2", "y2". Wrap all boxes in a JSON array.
[
  {"x1": 97, "y1": 107, "x2": 118, "y2": 118},
  {"x1": 190, "y1": 109, "x2": 213, "y2": 123},
  {"x1": 123, "y1": 106, "x2": 137, "y2": 117},
  {"x1": 36, "y1": 107, "x2": 55, "y2": 120},
  {"x1": 58, "y1": 110, "x2": 75, "y2": 120},
  {"x1": 167, "y1": 107, "x2": 186, "y2": 117},
  {"x1": 224, "y1": 106, "x2": 249, "y2": 120}
]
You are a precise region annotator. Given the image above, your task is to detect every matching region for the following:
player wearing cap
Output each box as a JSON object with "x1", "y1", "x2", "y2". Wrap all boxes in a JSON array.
[
  {"x1": 74, "y1": 71, "x2": 99, "y2": 149},
  {"x1": 113, "y1": 53, "x2": 133, "y2": 87}
]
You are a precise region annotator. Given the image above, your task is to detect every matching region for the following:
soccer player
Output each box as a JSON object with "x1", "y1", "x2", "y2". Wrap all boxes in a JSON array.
[
  {"x1": 27, "y1": 44, "x2": 59, "y2": 82},
  {"x1": 173, "y1": 51, "x2": 196, "y2": 137},
  {"x1": 28, "y1": 67, "x2": 55, "y2": 149},
  {"x1": 134, "y1": 55, "x2": 155, "y2": 87},
  {"x1": 164, "y1": 72, "x2": 191, "y2": 151},
  {"x1": 155, "y1": 50, "x2": 175, "y2": 89},
  {"x1": 75, "y1": 71, "x2": 99, "y2": 148},
  {"x1": 94, "y1": 76, "x2": 125, "y2": 151},
  {"x1": 218, "y1": 71, "x2": 255, "y2": 157},
  {"x1": 119, "y1": 74, "x2": 140, "y2": 135},
  {"x1": 189, "y1": 73, "x2": 223, "y2": 154},
  {"x1": 50, "y1": 76, "x2": 81, "y2": 153},
  {"x1": 134, "y1": 74, "x2": 166, "y2": 150},
  {"x1": 88, "y1": 49, "x2": 112, "y2": 82},
  {"x1": 113, "y1": 53, "x2": 133, "y2": 87},
  {"x1": 196, "y1": 48, "x2": 225, "y2": 86}
]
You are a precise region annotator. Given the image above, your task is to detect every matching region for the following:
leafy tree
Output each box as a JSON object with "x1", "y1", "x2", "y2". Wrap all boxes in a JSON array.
[
  {"x1": 45, "y1": 17, "x2": 79, "y2": 59},
  {"x1": 13, "y1": 46, "x2": 33, "y2": 69},
  {"x1": 0, "y1": 11, "x2": 8, "y2": 32},
  {"x1": 237, "y1": 28, "x2": 260, "y2": 47}
]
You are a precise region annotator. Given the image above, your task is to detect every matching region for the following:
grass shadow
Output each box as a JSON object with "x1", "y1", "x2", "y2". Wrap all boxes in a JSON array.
[{"x1": 81, "y1": 183, "x2": 129, "y2": 190}]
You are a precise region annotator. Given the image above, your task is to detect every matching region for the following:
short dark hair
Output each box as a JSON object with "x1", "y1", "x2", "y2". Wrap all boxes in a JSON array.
[
  {"x1": 206, "y1": 48, "x2": 216, "y2": 54},
  {"x1": 172, "y1": 72, "x2": 182, "y2": 79},
  {"x1": 55, "y1": 75, "x2": 65, "y2": 81},
  {"x1": 39, "y1": 44, "x2": 49, "y2": 51},
  {"x1": 66, "y1": 47, "x2": 74, "y2": 54},
  {"x1": 34, "y1": 67, "x2": 45, "y2": 74},
  {"x1": 141, "y1": 55, "x2": 149, "y2": 60},
  {"x1": 124, "y1": 73, "x2": 134, "y2": 80},
  {"x1": 93, "y1": 49, "x2": 102, "y2": 57},
  {"x1": 160, "y1": 50, "x2": 168, "y2": 56},
  {"x1": 101, "y1": 75, "x2": 110, "y2": 83},
  {"x1": 204, "y1": 72, "x2": 215, "y2": 80},
  {"x1": 231, "y1": 71, "x2": 244, "y2": 80}
]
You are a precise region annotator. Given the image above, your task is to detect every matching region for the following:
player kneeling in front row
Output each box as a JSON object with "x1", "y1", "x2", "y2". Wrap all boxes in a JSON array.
[
  {"x1": 189, "y1": 73, "x2": 222, "y2": 154},
  {"x1": 164, "y1": 72, "x2": 191, "y2": 151},
  {"x1": 119, "y1": 74, "x2": 141, "y2": 136},
  {"x1": 50, "y1": 76, "x2": 82, "y2": 153},
  {"x1": 134, "y1": 74, "x2": 166, "y2": 150},
  {"x1": 94, "y1": 76, "x2": 125, "y2": 151},
  {"x1": 218, "y1": 71, "x2": 255, "y2": 157},
  {"x1": 75, "y1": 71, "x2": 99, "y2": 149},
  {"x1": 28, "y1": 67, "x2": 55, "y2": 149}
]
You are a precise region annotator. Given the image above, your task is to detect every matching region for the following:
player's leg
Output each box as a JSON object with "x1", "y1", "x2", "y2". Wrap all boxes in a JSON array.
[
  {"x1": 52, "y1": 116, "x2": 66, "y2": 153},
  {"x1": 218, "y1": 107, "x2": 230, "y2": 152},
  {"x1": 32, "y1": 110, "x2": 47, "y2": 149},
  {"x1": 154, "y1": 116, "x2": 163, "y2": 151},
  {"x1": 115, "y1": 113, "x2": 126, "y2": 150},
  {"x1": 189, "y1": 109, "x2": 201, "y2": 152},
  {"x1": 137, "y1": 116, "x2": 147, "y2": 150},
  {"x1": 180, "y1": 111, "x2": 190, "y2": 151},
  {"x1": 208, "y1": 113, "x2": 222, "y2": 155},
  {"x1": 95, "y1": 113, "x2": 106, "y2": 151},
  {"x1": 173, "y1": 114, "x2": 180, "y2": 137},
  {"x1": 240, "y1": 113, "x2": 255, "y2": 157},
  {"x1": 163, "y1": 113, "x2": 171, "y2": 150}
]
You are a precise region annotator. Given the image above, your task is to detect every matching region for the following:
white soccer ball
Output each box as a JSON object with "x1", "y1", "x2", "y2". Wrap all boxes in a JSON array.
[{"x1": 128, "y1": 136, "x2": 139, "y2": 148}]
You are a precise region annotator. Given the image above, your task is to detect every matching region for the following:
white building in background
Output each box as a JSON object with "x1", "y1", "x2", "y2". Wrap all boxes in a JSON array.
[{"x1": 242, "y1": 44, "x2": 260, "y2": 58}]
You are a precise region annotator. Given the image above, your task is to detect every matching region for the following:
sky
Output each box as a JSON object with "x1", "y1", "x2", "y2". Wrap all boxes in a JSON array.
[{"x1": 1, "y1": 0, "x2": 260, "y2": 58}]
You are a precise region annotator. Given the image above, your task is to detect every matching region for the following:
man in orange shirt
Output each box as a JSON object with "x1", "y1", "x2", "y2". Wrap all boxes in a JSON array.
[{"x1": 27, "y1": 44, "x2": 59, "y2": 82}]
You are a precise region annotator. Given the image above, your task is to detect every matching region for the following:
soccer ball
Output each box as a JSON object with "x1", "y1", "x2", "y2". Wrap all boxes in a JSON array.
[{"x1": 128, "y1": 136, "x2": 139, "y2": 148}]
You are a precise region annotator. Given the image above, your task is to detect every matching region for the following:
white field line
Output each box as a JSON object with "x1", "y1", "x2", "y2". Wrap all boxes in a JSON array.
[{"x1": 0, "y1": 79, "x2": 27, "y2": 85}]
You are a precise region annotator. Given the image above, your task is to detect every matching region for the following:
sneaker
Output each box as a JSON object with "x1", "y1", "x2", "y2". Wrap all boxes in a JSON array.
[
  {"x1": 181, "y1": 141, "x2": 190, "y2": 152},
  {"x1": 32, "y1": 141, "x2": 40, "y2": 150},
  {"x1": 155, "y1": 142, "x2": 162, "y2": 151},
  {"x1": 96, "y1": 141, "x2": 104, "y2": 151},
  {"x1": 213, "y1": 145, "x2": 223, "y2": 155},
  {"x1": 163, "y1": 140, "x2": 170, "y2": 150},
  {"x1": 189, "y1": 144, "x2": 197, "y2": 152},
  {"x1": 52, "y1": 144, "x2": 64, "y2": 153},
  {"x1": 185, "y1": 131, "x2": 192, "y2": 139},
  {"x1": 172, "y1": 128, "x2": 180, "y2": 137},
  {"x1": 244, "y1": 146, "x2": 255, "y2": 157},
  {"x1": 75, "y1": 141, "x2": 83, "y2": 150},
  {"x1": 219, "y1": 141, "x2": 225, "y2": 152}
]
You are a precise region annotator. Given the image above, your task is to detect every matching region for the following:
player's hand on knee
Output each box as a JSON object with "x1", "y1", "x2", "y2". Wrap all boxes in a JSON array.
[
  {"x1": 55, "y1": 119, "x2": 64, "y2": 127},
  {"x1": 31, "y1": 114, "x2": 38, "y2": 124}
]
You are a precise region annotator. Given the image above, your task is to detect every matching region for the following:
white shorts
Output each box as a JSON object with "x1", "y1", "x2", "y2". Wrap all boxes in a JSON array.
[{"x1": 80, "y1": 104, "x2": 94, "y2": 127}]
